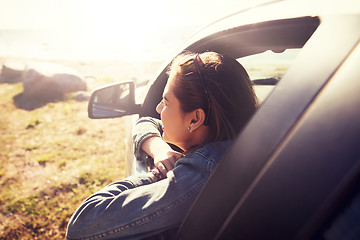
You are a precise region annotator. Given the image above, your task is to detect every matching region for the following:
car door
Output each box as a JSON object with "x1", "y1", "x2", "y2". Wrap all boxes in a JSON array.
[{"x1": 175, "y1": 12, "x2": 360, "y2": 240}]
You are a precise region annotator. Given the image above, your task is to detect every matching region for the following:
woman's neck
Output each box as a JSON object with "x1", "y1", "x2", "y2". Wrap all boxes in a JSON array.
[{"x1": 182, "y1": 125, "x2": 210, "y2": 152}]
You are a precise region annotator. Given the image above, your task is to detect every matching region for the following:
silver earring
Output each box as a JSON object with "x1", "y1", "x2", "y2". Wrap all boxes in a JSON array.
[{"x1": 188, "y1": 126, "x2": 191, "y2": 131}]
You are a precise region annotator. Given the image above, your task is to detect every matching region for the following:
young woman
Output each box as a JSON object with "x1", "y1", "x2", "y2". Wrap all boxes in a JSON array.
[{"x1": 66, "y1": 52, "x2": 257, "y2": 240}]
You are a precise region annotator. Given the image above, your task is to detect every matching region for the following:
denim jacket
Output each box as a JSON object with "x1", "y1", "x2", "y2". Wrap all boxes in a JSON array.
[{"x1": 66, "y1": 117, "x2": 231, "y2": 240}]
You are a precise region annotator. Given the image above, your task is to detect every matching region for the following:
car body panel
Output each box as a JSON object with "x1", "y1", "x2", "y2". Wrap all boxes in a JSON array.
[
  {"x1": 175, "y1": 12, "x2": 360, "y2": 240},
  {"x1": 217, "y1": 42, "x2": 360, "y2": 240}
]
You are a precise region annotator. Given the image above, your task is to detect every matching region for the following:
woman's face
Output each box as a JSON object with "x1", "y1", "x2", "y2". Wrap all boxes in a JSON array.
[{"x1": 156, "y1": 77, "x2": 192, "y2": 150}]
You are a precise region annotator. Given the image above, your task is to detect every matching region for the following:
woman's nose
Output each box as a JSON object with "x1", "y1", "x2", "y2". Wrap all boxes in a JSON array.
[{"x1": 156, "y1": 102, "x2": 163, "y2": 114}]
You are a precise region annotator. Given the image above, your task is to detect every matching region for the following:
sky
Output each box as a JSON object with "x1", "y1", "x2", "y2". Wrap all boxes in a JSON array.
[
  {"x1": 0, "y1": 0, "x2": 273, "y2": 60},
  {"x1": 1, "y1": 0, "x2": 357, "y2": 61},
  {"x1": 0, "y1": 0, "x2": 269, "y2": 30}
]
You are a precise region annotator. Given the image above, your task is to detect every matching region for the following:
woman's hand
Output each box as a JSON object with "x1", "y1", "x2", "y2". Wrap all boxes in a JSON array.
[
  {"x1": 153, "y1": 150, "x2": 183, "y2": 176},
  {"x1": 141, "y1": 136, "x2": 183, "y2": 177}
]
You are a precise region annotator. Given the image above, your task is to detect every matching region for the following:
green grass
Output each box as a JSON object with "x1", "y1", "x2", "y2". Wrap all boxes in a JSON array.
[{"x1": 0, "y1": 82, "x2": 126, "y2": 239}]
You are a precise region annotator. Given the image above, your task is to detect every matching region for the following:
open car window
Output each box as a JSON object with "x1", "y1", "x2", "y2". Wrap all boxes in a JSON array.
[{"x1": 239, "y1": 49, "x2": 301, "y2": 102}]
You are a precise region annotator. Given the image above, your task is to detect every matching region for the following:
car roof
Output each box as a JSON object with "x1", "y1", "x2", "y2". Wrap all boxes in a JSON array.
[{"x1": 180, "y1": 0, "x2": 360, "y2": 48}]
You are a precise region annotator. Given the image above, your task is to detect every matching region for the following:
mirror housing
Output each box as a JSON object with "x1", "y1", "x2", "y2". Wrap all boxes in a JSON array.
[{"x1": 88, "y1": 81, "x2": 140, "y2": 119}]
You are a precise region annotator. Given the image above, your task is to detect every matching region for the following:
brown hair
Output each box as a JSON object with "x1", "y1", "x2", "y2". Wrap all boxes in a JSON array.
[{"x1": 168, "y1": 51, "x2": 258, "y2": 142}]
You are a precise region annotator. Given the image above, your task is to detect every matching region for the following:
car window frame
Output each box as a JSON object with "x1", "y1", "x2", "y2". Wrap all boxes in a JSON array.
[
  {"x1": 131, "y1": 16, "x2": 320, "y2": 176},
  {"x1": 139, "y1": 16, "x2": 320, "y2": 119}
]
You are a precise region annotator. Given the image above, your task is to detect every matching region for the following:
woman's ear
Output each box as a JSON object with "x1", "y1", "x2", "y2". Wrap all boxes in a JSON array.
[{"x1": 188, "y1": 108, "x2": 206, "y2": 132}]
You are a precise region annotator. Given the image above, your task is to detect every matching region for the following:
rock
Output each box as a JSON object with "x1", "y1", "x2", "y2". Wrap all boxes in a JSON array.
[
  {"x1": 0, "y1": 61, "x2": 25, "y2": 83},
  {"x1": 21, "y1": 61, "x2": 87, "y2": 102},
  {"x1": 3, "y1": 60, "x2": 89, "y2": 110},
  {"x1": 52, "y1": 73, "x2": 87, "y2": 93},
  {"x1": 72, "y1": 91, "x2": 90, "y2": 102},
  {"x1": 22, "y1": 69, "x2": 64, "y2": 101}
]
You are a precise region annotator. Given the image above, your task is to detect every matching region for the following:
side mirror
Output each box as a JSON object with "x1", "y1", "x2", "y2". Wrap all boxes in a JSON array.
[{"x1": 88, "y1": 81, "x2": 140, "y2": 119}]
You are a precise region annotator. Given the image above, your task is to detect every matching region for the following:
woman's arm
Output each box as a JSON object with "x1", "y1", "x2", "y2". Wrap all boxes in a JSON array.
[
  {"x1": 132, "y1": 117, "x2": 163, "y2": 157},
  {"x1": 66, "y1": 161, "x2": 208, "y2": 240},
  {"x1": 132, "y1": 117, "x2": 182, "y2": 176}
]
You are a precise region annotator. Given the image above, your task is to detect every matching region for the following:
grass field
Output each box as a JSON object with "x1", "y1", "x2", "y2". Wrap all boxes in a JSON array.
[{"x1": 0, "y1": 80, "x2": 127, "y2": 239}]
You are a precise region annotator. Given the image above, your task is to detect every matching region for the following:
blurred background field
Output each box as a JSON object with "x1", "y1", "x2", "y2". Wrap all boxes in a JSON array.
[
  {"x1": 0, "y1": 6, "x2": 199, "y2": 237},
  {"x1": 0, "y1": 52, "x2": 165, "y2": 239},
  {"x1": 0, "y1": 65, "x2": 129, "y2": 239}
]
